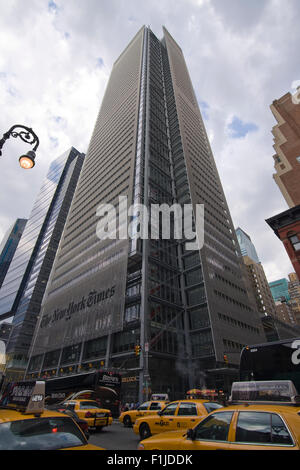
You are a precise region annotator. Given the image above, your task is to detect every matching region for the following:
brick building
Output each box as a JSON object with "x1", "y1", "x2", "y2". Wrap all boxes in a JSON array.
[
  {"x1": 266, "y1": 205, "x2": 300, "y2": 280},
  {"x1": 266, "y1": 92, "x2": 300, "y2": 279},
  {"x1": 271, "y1": 92, "x2": 300, "y2": 207}
]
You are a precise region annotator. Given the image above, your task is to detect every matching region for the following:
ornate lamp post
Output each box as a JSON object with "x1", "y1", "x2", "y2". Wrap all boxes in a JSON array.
[{"x1": 0, "y1": 124, "x2": 40, "y2": 169}]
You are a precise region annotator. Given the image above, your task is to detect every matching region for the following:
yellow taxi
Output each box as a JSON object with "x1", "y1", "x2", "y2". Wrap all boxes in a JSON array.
[
  {"x1": 133, "y1": 399, "x2": 223, "y2": 439},
  {"x1": 63, "y1": 399, "x2": 113, "y2": 430},
  {"x1": 138, "y1": 381, "x2": 300, "y2": 450},
  {"x1": 119, "y1": 400, "x2": 168, "y2": 427},
  {"x1": 0, "y1": 381, "x2": 104, "y2": 450}
]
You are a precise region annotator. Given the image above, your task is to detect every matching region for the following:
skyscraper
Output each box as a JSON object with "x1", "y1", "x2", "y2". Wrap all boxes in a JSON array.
[
  {"x1": 242, "y1": 255, "x2": 276, "y2": 317},
  {"x1": 0, "y1": 218, "x2": 27, "y2": 289},
  {"x1": 235, "y1": 227, "x2": 260, "y2": 263},
  {"x1": 269, "y1": 278, "x2": 290, "y2": 303},
  {"x1": 0, "y1": 147, "x2": 85, "y2": 382},
  {"x1": 235, "y1": 227, "x2": 276, "y2": 317},
  {"x1": 28, "y1": 27, "x2": 266, "y2": 399}
]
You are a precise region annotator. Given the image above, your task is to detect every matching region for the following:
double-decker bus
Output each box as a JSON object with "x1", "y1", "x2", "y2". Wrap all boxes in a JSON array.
[
  {"x1": 44, "y1": 370, "x2": 121, "y2": 417},
  {"x1": 240, "y1": 338, "x2": 300, "y2": 393}
]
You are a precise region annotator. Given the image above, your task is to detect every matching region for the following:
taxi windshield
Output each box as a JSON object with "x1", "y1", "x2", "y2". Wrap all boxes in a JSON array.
[
  {"x1": 0, "y1": 416, "x2": 87, "y2": 450},
  {"x1": 79, "y1": 401, "x2": 101, "y2": 409}
]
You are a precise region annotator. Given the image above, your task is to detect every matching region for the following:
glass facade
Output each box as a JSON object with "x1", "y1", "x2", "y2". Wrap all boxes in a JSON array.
[
  {"x1": 0, "y1": 154, "x2": 73, "y2": 318},
  {"x1": 1, "y1": 148, "x2": 84, "y2": 381},
  {"x1": 269, "y1": 278, "x2": 291, "y2": 302},
  {"x1": 0, "y1": 219, "x2": 27, "y2": 290},
  {"x1": 236, "y1": 227, "x2": 260, "y2": 263}
]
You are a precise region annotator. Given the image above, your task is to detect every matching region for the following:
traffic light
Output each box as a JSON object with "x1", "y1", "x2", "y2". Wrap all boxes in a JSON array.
[
  {"x1": 135, "y1": 345, "x2": 141, "y2": 356},
  {"x1": 223, "y1": 354, "x2": 229, "y2": 365}
]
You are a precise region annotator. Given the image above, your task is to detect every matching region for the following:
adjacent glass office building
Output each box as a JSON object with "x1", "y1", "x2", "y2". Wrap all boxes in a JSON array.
[
  {"x1": 27, "y1": 27, "x2": 266, "y2": 399},
  {"x1": 236, "y1": 227, "x2": 260, "y2": 264},
  {"x1": 0, "y1": 147, "x2": 85, "y2": 381},
  {"x1": 269, "y1": 278, "x2": 291, "y2": 303},
  {"x1": 0, "y1": 218, "x2": 27, "y2": 289}
]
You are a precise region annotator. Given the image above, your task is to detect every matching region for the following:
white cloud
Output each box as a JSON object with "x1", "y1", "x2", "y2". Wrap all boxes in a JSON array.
[{"x1": 0, "y1": 0, "x2": 298, "y2": 285}]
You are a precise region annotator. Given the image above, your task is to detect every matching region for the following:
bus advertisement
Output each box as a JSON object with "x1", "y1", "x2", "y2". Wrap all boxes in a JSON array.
[
  {"x1": 240, "y1": 338, "x2": 300, "y2": 393},
  {"x1": 44, "y1": 370, "x2": 121, "y2": 417}
]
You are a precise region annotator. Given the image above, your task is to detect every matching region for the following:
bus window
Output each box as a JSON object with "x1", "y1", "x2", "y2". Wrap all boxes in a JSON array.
[{"x1": 240, "y1": 339, "x2": 300, "y2": 393}]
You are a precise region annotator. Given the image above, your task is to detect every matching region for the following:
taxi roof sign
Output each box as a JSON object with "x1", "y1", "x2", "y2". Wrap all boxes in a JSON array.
[
  {"x1": 151, "y1": 393, "x2": 169, "y2": 401},
  {"x1": 229, "y1": 381, "x2": 300, "y2": 405},
  {"x1": 0, "y1": 381, "x2": 45, "y2": 414}
]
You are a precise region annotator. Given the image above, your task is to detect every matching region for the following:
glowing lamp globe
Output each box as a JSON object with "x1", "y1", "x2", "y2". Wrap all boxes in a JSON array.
[{"x1": 19, "y1": 150, "x2": 36, "y2": 169}]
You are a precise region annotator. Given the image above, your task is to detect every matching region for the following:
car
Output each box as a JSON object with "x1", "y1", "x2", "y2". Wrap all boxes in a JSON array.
[
  {"x1": 0, "y1": 381, "x2": 104, "y2": 450},
  {"x1": 138, "y1": 380, "x2": 300, "y2": 450},
  {"x1": 63, "y1": 399, "x2": 113, "y2": 430},
  {"x1": 119, "y1": 400, "x2": 169, "y2": 427},
  {"x1": 133, "y1": 399, "x2": 223, "y2": 439}
]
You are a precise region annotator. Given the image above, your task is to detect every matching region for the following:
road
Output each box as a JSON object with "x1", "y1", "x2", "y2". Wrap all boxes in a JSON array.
[{"x1": 88, "y1": 420, "x2": 140, "y2": 450}]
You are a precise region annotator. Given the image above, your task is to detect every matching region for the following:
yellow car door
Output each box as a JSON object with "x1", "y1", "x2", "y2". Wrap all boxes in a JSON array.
[
  {"x1": 181, "y1": 411, "x2": 234, "y2": 450},
  {"x1": 152, "y1": 402, "x2": 179, "y2": 433},
  {"x1": 174, "y1": 402, "x2": 200, "y2": 430},
  {"x1": 229, "y1": 411, "x2": 296, "y2": 450},
  {"x1": 135, "y1": 401, "x2": 151, "y2": 420}
]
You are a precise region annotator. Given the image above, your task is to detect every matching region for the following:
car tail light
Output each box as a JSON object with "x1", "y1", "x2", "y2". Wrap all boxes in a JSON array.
[
  {"x1": 108, "y1": 411, "x2": 112, "y2": 417},
  {"x1": 85, "y1": 411, "x2": 93, "y2": 418}
]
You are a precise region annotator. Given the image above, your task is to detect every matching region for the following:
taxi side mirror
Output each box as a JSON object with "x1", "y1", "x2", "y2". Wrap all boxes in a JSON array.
[
  {"x1": 157, "y1": 410, "x2": 163, "y2": 416},
  {"x1": 186, "y1": 428, "x2": 195, "y2": 440}
]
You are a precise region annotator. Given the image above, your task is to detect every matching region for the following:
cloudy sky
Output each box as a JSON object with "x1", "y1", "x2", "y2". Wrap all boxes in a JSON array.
[{"x1": 0, "y1": 0, "x2": 299, "y2": 283}]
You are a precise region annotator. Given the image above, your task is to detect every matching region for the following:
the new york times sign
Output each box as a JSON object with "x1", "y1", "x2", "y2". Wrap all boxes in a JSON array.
[{"x1": 40, "y1": 286, "x2": 116, "y2": 329}]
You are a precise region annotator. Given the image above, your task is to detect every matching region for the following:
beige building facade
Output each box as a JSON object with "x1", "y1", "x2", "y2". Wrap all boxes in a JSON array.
[{"x1": 242, "y1": 255, "x2": 277, "y2": 317}]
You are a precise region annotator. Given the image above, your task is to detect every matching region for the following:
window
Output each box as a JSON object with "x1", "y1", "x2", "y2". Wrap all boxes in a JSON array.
[
  {"x1": 149, "y1": 402, "x2": 162, "y2": 410},
  {"x1": 79, "y1": 401, "x2": 100, "y2": 410},
  {"x1": 43, "y1": 349, "x2": 60, "y2": 368},
  {"x1": 0, "y1": 417, "x2": 87, "y2": 450},
  {"x1": 138, "y1": 402, "x2": 150, "y2": 411},
  {"x1": 289, "y1": 235, "x2": 300, "y2": 252},
  {"x1": 61, "y1": 344, "x2": 81, "y2": 365},
  {"x1": 177, "y1": 403, "x2": 198, "y2": 416},
  {"x1": 271, "y1": 414, "x2": 293, "y2": 445},
  {"x1": 66, "y1": 403, "x2": 76, "y2": 411},
  {"x1": 203, "y1": 402, "x2": 223, "y2": 413},
  {"x1": 189, "y1": 306, "x2": 210, "y2": 330},
  {"x1": 161, "y1": 402, "x2": 179, "y2": 416},
  {"x1": 186, "y1": 286, "x2": 206, "y2": 305},
  {"x1": 235, "y1": 412, "x2": 293, "y2": 446},
  {"x1": 194, "y1": 412, "x2": 233, "y2": 441}
]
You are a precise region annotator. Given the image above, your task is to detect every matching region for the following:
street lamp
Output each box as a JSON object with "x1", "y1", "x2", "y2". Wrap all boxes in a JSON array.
[{"x1": 0, "y1": 124, "x2": 40, "y2": 169}]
